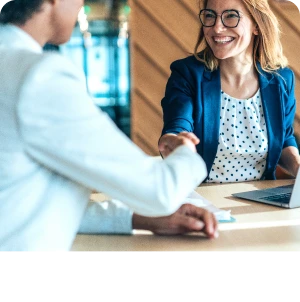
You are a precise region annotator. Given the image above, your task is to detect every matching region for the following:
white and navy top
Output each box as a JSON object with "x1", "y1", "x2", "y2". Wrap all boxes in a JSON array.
[{"x1": 207, "y1": 89, "x2": 268, "y2": 183}]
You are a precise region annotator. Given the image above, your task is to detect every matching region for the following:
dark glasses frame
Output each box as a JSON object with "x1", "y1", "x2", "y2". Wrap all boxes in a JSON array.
[{"x1": 199, "y1": 9, "x2": 241, "y2": 28}]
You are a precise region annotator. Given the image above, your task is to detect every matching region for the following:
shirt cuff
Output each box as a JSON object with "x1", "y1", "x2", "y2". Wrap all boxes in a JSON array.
[{"x1": 78, "y1": 199, "x2": 133, "y2": 234}]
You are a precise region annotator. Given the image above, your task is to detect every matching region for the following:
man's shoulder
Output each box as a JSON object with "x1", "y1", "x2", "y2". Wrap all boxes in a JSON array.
[
  {"x1": 29, "y1": 52, "x2": 79, "y2": 74},
  {"x1": 16, "y1": 51, "x2": 85, "y2": 86},
  {"x1": 1, "y1": 48, "x2": 75, "y2": 78}
]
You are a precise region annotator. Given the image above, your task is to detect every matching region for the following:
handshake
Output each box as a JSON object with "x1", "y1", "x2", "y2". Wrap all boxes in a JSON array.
[
  {"x1": 150, "y1": 132, "x2": 218, "y2": 238},
  {"x1": 158, "y1": 132, "x2": 200, "y2": 158}
]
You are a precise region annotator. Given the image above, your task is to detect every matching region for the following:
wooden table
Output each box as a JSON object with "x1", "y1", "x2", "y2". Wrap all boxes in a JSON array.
[{"x1": 72, "y1": 179, "x2": 300, "y2": 251}]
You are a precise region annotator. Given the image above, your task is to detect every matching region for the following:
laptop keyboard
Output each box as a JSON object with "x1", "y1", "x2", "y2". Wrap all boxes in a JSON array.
[{"x1": 260, "y1": 193, "x2": 292, "y2": 203}]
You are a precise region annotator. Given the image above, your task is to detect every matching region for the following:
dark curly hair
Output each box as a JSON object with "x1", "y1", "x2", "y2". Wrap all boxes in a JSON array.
[{"x1": 0, "y1": 0, "x2": 45, "y2": 25}]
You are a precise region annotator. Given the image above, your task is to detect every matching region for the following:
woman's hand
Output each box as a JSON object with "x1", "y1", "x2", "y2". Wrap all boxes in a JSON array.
[
  {"x1": 278, "y1": 146, "x2": 300, "y2": 178},
  {"x1": 132, "y1": 204, "x2": 218, "y2": 239},
  {"x1": 158, "y1": 132, "x2": 200, "y2": 158}
]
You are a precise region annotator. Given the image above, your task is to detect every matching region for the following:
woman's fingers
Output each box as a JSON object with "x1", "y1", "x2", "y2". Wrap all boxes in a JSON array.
[{"x1": 178, "y1": 132, "x2": 200, "y2": 145}]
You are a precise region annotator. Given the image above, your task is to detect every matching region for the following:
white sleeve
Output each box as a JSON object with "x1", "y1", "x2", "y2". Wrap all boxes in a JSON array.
[
  {"x1": 17, "y1": 54, "x2": 207, "y2": 217},
  {"x1": 78, "y1": 200, "x2": 133, "y2": 234}
]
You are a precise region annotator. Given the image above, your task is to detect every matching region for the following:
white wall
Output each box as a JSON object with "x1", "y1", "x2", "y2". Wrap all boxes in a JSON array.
[{"x1": 293, "y1": 0, "x2": 300, "y2": 7}]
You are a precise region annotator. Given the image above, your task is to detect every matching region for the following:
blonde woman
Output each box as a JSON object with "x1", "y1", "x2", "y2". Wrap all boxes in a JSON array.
[{"x1": 159, "y1": 0, "x2": 300, "y2": 183}]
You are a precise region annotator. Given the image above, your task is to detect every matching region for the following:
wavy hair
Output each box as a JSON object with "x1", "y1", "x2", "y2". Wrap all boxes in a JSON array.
[
  {"x1": 0, "y1": 0, "x2": 45, "y2": 25},
  {"x1": 193, "y1": 0, "x2": 288, "y2": 73}
]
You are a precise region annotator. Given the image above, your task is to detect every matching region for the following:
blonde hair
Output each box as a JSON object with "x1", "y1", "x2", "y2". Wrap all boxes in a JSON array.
[{"x1": 194, "y1": 0, "x2": 288, "y2": 73}]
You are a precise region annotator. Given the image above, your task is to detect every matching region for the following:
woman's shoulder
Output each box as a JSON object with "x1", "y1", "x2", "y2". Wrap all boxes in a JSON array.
[
  {"x1": 275, "y1": 66, "x2": 294, "y2": 79},
  {"x1": 273, "y1": 67, "x2": 295, "y2": 91},
  {"x1": 259, "y1": 64, "x2": 294, "y2": 90}
]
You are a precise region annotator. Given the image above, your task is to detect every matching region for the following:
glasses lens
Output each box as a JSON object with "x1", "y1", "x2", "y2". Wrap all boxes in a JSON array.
[
  {"x1": 200, "y1": 10, "x2": 216, "y2": 27},
  {"x1": 222, "y1": 10, "x2": 240, "y2": 27}
]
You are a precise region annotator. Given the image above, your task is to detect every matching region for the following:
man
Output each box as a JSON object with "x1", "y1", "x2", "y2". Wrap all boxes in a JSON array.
[{"x1": 0, "y1": 0, "x2": 217, "y2": 250}]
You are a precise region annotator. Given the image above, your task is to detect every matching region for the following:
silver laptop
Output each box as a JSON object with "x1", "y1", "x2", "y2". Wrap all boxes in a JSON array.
[{"x1": 232, "y1": 169, "x2": 300, "y2": 208}]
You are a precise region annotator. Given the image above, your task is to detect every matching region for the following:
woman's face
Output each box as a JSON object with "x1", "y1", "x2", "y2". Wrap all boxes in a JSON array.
[
  {"x1": 49, "y1": 0, "x2": 84, "y2": 45},
  {"x1": 203, "y1": 0, "x2": 258, "y2": 61}
]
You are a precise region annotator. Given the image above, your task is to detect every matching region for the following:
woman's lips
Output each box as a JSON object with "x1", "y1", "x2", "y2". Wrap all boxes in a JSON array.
[{"x1": 213, "y1": 36, "x2": 235, "y2": 44}]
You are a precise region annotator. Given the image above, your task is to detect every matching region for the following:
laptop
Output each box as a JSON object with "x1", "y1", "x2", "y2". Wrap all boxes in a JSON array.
[{"x1": 232, "y1": 169, "x2": 300, "y2": 208}]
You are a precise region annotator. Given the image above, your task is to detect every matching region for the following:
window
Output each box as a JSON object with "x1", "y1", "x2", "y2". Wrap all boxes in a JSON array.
[{"x1": 60, "y1": 19, "x2": 131, "y2": 136}]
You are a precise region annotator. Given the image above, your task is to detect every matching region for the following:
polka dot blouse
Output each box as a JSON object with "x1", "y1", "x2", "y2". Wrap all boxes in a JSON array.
[{"x1": 207, "y1": 89, "x2": 268, "y2": 183}]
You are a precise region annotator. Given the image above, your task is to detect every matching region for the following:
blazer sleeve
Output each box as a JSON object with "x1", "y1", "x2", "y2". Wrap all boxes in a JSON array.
[
  {"x1": 17, "y1": 54, "x2": 207, "y2": 217},
  {"x1": 161, "y1": 59, "x2": 197, "y2": 135},
  {"x1": 282, "y1": 69, "x2": 298, "y2": 149}
]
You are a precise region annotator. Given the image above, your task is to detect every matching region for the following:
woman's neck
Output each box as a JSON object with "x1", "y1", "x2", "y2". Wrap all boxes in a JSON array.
[{"x1": 219, "y1": 57, "x2": 259, "y2": 99}]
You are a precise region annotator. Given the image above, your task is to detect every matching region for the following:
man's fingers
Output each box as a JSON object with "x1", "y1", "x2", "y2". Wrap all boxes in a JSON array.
[
  {"x1": 176, "y1": 215, "x2": 205, "y2": 232},
  {"x1": 202, "y1": 210, "x2": 219, "y2": 239},
  {"x1": 179, "y1": 204, "x2": 218, "y2": 238}
]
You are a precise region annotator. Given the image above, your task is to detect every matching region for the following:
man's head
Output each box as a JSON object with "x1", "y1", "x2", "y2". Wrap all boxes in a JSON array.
[
  {"x1": 0, "y1": 0, "x2": 84, "y2": 45},
  {"x1": 0, "y1": 0, "x2": 45, "y2": 24}
]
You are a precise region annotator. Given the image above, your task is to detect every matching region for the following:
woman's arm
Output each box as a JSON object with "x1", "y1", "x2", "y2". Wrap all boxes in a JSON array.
[
  {"x1": 278, "y1": 69, "x2": 300, "y2": 177},
  {"x1": 278, "y1": 146, "x2": 300, "y2": 177},
  {"x1": 161, "y1": 60, "x2": 196, "y2": 136}
]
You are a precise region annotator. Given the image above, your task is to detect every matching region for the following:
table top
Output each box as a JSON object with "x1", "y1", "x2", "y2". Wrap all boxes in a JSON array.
[{"x1": 72, "y1": 179, "x2": 300, "y2": 251}]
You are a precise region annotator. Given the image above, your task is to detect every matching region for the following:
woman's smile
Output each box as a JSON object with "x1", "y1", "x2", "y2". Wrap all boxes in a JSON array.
[{"x1": 212, "y1": 36, "x2": 235, "y2": 45}]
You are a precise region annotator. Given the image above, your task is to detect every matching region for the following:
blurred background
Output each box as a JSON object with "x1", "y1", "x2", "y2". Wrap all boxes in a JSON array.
[
  {"x1": 45, "y1": 0, "x2": 300, "y2": 155},
  {"x1": 45, "y1": 0, "x2": 131, "y2": 137}
]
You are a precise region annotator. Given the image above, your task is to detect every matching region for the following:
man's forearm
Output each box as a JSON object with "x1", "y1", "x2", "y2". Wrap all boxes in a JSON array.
[{"x1": 132, "y1": 213, "x2": 156, "y2": 231}]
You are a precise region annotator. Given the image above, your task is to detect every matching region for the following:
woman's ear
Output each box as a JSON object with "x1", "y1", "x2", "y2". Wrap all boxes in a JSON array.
[{"x1": 253, "y1": 25, "x2": 259, "y2": 35}]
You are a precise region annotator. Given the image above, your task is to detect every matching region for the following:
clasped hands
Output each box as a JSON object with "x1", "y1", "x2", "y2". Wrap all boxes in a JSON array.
[{"x1": 158, "y1": 132, "x2": 200, "y2": 158}]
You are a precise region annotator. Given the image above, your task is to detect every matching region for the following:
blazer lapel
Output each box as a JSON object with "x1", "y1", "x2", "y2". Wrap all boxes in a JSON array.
[
  {"x1": 202, "y1": 69, "x2": 221, "y2": 174},
  {"x1": 258, "y1": 69, "x2": 283, "y2": 176}
]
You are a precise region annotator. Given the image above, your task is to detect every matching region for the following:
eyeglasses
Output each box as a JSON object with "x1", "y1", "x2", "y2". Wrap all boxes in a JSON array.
[{"x1": 199, "y1": 9, "x2": 241, "y2": 28}]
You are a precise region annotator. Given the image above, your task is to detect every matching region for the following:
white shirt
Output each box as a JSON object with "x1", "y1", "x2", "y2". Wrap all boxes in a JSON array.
[
  {"x1": 0, "y1": 25, "x2": 207, "y2": 250},
  {"x1": 208, "y1": 90, "x2": 268, "y2": 183}
]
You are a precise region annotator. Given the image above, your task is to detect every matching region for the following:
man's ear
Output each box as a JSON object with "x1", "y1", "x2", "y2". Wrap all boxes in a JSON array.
[{"x1": 46, "y1": 0, "x2": 59, "y2": 5}]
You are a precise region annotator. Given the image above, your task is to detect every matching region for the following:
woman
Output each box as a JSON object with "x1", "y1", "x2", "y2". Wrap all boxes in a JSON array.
[{"x1": 159, "y1": 0, "x2": 300, "y2": 183}]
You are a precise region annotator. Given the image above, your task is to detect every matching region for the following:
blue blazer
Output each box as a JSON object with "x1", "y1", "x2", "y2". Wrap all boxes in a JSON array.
[{"x1": 161, "y1": 56, "x2": 298, "y2": 180}]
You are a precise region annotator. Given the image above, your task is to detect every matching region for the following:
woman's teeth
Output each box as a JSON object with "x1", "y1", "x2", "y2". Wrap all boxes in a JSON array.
[{"x1": 213, "y1": 37, "x2": 234, "y2": 44}]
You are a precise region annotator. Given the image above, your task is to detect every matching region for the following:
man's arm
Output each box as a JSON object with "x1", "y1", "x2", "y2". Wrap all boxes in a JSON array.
[
  {"x1": 18, "y1": 54, "x2": 207, "y2": 217},
  {"x1": 133, "y1": 204, "x2": 218, "y2": 239},
  {"x1": 79, "y1": 200, "x2": 218, "y2": 239}
]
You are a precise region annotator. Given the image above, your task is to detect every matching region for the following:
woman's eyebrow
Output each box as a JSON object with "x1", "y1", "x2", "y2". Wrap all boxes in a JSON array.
[{"x1": 205, "y1": 8, "x2": 243, "y2": 12}]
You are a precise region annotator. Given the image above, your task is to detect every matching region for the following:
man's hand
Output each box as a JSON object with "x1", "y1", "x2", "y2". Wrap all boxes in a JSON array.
[
  {"x1": 158, "y1": 132, "x2": 200, "y2": 158},
  {"x1": 132, "y1": 204, "x2": 218, "y2": 239}
]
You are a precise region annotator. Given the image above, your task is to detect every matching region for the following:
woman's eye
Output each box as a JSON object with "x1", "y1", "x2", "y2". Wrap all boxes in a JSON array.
[
  {"x1": 205, "y1": 13, "x2": 216, "y2": 19},
  {"x1": 225, "y1": 13, "x2": 239, "y2": 19}
]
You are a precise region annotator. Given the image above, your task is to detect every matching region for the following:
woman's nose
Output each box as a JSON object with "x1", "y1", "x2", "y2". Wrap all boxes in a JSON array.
[{"x1": 214, "y1": 16, "x2": 227, "y2": 33}]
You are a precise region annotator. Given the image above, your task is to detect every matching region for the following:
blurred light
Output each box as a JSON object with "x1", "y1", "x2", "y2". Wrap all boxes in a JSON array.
[
  {"x1": 78, "y1": 7, "x2": 89, "y2": 33},
  {"x1": 123, "y1": 5, "x2": 131, "y2": 16},
  {"x1": 84, "y1": 5, "x2": 91, "y2": 15}
]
